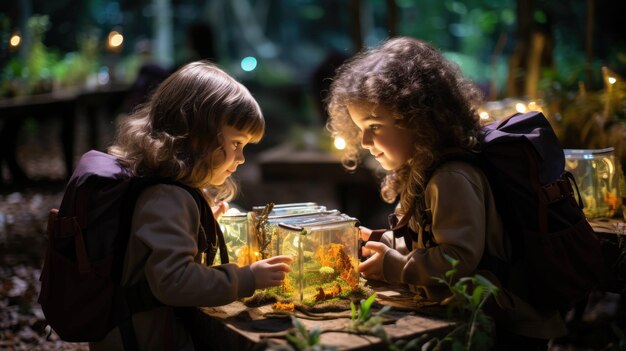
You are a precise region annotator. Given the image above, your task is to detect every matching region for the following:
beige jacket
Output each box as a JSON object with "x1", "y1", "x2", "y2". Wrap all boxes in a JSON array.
[
  {"x1": 379, "y1": 161, "x2": 566, "y2": 339},
  {"x1": 90, "y1": 184, "x2": 256, "y2": 351}
]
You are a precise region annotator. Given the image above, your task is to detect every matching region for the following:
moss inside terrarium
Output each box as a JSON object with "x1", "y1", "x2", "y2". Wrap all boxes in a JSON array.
[
  {"x1": 259, "y1": 242, "x2": 361, "y2": 306},
  {"x1": 243, "y1": 290, "x2": 280, "y2": 307}
]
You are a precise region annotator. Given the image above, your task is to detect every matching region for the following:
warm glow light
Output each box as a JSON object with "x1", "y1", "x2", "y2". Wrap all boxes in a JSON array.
[
  {"x1": 528, "y1": 101, "x2": 537, "y2": 110},
  {"x1": 333, "y1": 137, "x2": 346, "y2": 150},
  {"x1": 108, "y1": 31, "x2": 124, "y2": 47},
  {"x1": 515, "y1": 103, "x2": 527, "y2": 113},
  {"x1": 608, "y1": 77, "x2": 617, "y2": 85},
  {"x1": 9, "y1": 34, "x2": 20, "y2": 47},
  {"x1": 479, "y1": 111, "x2": 490, "y2": 120},
  {"x1": 254, "y1": 251, "x2": 260, "y2": 257}
]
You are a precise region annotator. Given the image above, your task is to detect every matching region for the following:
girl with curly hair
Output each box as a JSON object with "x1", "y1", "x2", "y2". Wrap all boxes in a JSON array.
[
  {"x1": 92, "y1": 61, "x2": 292, "y2": 351},
  {"x1": 326, "y1": 37, "x2": 565, "y2": 350}
]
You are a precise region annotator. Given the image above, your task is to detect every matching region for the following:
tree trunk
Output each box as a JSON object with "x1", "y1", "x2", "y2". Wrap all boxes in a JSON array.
[
  {"x1": 505, "y1": 0, "x2": 554, "y2": 98},
  {"x1": 349, "y1": 0, "x2": 362, "y2": 52}
]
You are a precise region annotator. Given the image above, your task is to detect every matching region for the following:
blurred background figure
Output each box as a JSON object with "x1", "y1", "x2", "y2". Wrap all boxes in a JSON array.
[
  {"x1": 123, "y1": 21, "x2": 217, "y2": 113},
  {"x1": 182, "y1": 22, "x2": 217, "y2": 65},
  {"x1": 122, "y1": 39, "x2": 169, "y2": 113}
]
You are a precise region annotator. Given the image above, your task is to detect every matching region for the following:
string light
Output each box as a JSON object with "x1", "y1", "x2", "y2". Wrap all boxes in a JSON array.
[
  {"x1": 9, "y1": 33, "x2": 21, "y2": 47},
  {"x1": 108, "y1": 30, "x2": 123, "y2": 48}
]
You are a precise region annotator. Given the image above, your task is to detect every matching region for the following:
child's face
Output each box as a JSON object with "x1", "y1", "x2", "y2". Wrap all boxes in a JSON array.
[
  {"x1": 347, "y1": 102, "x2": 413, "y2": 171},
  {"x1": 209, "y1": 126, "x2": 252, "y2": 186}
]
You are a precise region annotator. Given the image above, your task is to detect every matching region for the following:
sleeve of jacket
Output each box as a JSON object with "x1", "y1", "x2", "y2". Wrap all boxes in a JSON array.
[
  {"x1": 382, "y1": 165, "x2": 487, "y2": 286},
  {"x1": 131, "y1": 184, "x2": 256, "y2": 306}
]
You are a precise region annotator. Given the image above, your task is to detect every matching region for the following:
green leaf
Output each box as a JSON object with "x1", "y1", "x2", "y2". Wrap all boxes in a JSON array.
[
  {"x1": 457, "y1": 277, "x2": 475, "y2": 284},
  {"x1": 363, "y1": 293, "x2": 377, "y2": 308},
  {"x1": 443, "y1": 254, "x2": 459, "y2": 268},
  {"x1": 286, "y1": 333, "x2": 306, "y2": 349},
  {"x1": 309, "y1": 328, "x2": 321, "y2": 345},
  {"x1": 474, "y1": 274, "x2": 498, "y2": 292},
  {"x1": 431, "y1": 276, "x2": 446, "y2": 284},
  {"x1": 470, "y1": 286, "x2": 486, "y2": 307},
  {"x1": 456, "y1": 284, "x2": 468, "y2": 296},
  {"x1": 359, "y1": 293, "x2": 377, "y2": 321}
]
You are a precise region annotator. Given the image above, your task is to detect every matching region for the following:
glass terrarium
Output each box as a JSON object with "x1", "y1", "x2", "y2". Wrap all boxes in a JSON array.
[
  {"x1": 218, "y1": 210, "x2": 254, "y2": 266},
  {"x1": 218, "y1": 203, "x2": 329, "y2": 266},
  {"x1": 253, "y1": 202, "x2": 327, "y2": 216},
  {"x1": 262, "y1": 212, "x2": 360, "y2": 303},
  {"x1": 564, "y1": 147, "x2": 620, "y2": 218}
]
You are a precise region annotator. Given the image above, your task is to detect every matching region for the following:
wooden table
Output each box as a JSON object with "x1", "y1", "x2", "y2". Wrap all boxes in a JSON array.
[
  {"x1": 192, "y1": 220, "x2": 623, "y2": 350},
  {"x1": 0, "y1": 85, "x2": 128, "y2": 183},
  {"x1": 196, "y1": 283, "x2": 456, "y2": 350}
]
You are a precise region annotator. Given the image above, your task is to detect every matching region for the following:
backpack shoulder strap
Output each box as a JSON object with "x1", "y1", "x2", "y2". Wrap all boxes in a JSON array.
[
  {"x1": 115, "y1": 179, "x2": 229, "y2": 350},
  {"x1": 174, "y1": 184, "x2": 229, "y2": 265},
  {"x1": 416, "y1": 149, "x2": 482, "y2": 246}
]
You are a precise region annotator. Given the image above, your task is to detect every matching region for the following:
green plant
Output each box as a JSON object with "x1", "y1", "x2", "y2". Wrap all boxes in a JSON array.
[
  {"x1": 426, "y1": 255, "x2": 499, "y2": 351},
  {"x1": 277, "y1": 256, "x2": 499, "y2": 351},
  {"x1": 347, "y1": 293, "x2": 392, "y2": 345},
  {"x1": 25, "y1": 15, "x2": 52, "y2": 93},
  {"x1": 348, "y1": 293, "x2": 390, "y2": 331},
  {"x1": 284, "y1": 315, "x2": 337, "y2": 351}
]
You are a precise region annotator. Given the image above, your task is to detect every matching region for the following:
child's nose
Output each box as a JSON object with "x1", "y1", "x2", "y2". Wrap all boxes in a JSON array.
[
  {"x1": 236, "y1": 151, "x2": 245, "y2": 164},
  {"x1": 361, "y1": 132, "x2": 373, "y2": 148}
]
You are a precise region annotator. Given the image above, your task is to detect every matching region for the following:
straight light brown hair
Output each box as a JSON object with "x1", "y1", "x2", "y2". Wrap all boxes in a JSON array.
[{"x1": 109, "y1": 61, "x2": 264, "y2": 202}]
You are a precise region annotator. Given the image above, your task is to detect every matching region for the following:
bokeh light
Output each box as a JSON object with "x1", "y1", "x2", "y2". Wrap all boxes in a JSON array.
[
  {"x1": 333, "y1": 137, "x2": 346, "y2": 150},
  {"x1": 241, "y1": 56, "x2": 257, "y2": 72},
  {"x1": 9, "y1": 34, "x2": 21, "y2": 47},
  {"x1": 108, "y1": 31, "x2": 124, "y2": 48}
]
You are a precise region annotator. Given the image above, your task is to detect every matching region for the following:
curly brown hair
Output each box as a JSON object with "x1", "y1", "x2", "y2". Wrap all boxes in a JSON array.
[
  {"x1": 326, "y1": 37, "x2": 483, "y2": 226},
  {"x1": 109, "y1": 61, "x2": 264, "y2": 203}
]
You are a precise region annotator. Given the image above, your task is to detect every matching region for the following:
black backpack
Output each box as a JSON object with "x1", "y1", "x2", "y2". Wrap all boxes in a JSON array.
[
  {"x1": 38, "y1": 150, "x2": 228, "y2": 350},
  {"x1": 369, "y1": 112, "x2": 605, "y2": 313}
]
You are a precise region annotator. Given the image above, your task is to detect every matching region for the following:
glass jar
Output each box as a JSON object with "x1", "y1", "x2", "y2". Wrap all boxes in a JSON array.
[{"x1": 564, "y1": 147, "x2": 620, "y2": 218}]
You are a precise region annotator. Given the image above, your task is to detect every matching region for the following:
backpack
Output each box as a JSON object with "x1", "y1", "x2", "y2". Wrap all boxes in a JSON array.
[
  {"x1": 369, "y1": 111, "x2": 605, "y2": 313},
  {"x1": 38, "y1": 150, "x2": 228, "y2": 350}
]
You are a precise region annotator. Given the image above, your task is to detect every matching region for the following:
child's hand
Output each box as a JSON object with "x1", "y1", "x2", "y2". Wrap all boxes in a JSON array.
[
  {"x1": 359, "y1": 226, "x2": 374, "y2": 258},
  {"x1": 211, "y1": 201, "x2": 229, "y2": 220},
  {"x1": 358, "y1": 241, "x2": 389, "y2": 281},
  {"x1": 359, "y1": 226, "x2": 372, "y2": 241},
  {"x1": 250, "y1": 255, "x2": 293, "y2": 289}
]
